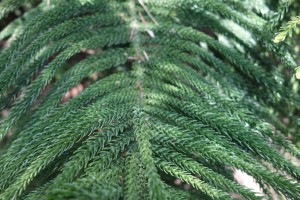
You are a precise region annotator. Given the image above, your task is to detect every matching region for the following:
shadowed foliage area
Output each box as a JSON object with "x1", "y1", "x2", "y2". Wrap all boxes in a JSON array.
[{"x1": 0, "y1": 0, "x2": 299, "y2": 199}]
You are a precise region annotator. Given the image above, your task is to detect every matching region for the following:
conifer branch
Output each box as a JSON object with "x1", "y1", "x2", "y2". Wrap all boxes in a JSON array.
[{"x1": 0, "y1": 1, "x2": 299, "y2": 199}]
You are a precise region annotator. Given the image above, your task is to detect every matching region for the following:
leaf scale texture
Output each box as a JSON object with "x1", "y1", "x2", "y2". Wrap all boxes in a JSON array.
[{"x1": 0, "y1": 0, "x2": 299, "y2": 199}]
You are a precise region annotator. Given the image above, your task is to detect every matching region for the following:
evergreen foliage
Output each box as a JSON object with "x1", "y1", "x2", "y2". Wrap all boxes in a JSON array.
[
  {"x1": 0, "y1": 0, "x2": 299, "y2": 199},
  {"x1": 273, "y1": 16, "x2": 300, "y2": 43}
]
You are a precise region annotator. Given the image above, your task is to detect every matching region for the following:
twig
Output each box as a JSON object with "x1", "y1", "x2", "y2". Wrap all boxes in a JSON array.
[{"x1": 138, "y1": 0, "x2": 159, "y2": 25}]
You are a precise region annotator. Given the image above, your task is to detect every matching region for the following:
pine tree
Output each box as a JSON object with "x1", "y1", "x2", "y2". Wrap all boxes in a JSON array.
[{"x1": 0, "y1": 0, "x2": 299, "y2": 199}]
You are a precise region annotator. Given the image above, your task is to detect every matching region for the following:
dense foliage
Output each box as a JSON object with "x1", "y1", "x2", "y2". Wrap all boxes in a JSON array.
[{"x1": 0, "y1": 0, "x2": 299, "y2": 199}]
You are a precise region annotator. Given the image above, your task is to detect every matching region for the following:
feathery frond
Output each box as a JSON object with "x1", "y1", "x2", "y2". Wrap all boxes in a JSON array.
[{"x1": 0, "y1": 0, "x2": 299, "y2": 199}]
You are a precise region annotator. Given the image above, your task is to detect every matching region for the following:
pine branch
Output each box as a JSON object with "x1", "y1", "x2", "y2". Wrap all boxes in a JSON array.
[{"x1": 0, "y1": 0, "x2": 299, "y2": 199}]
